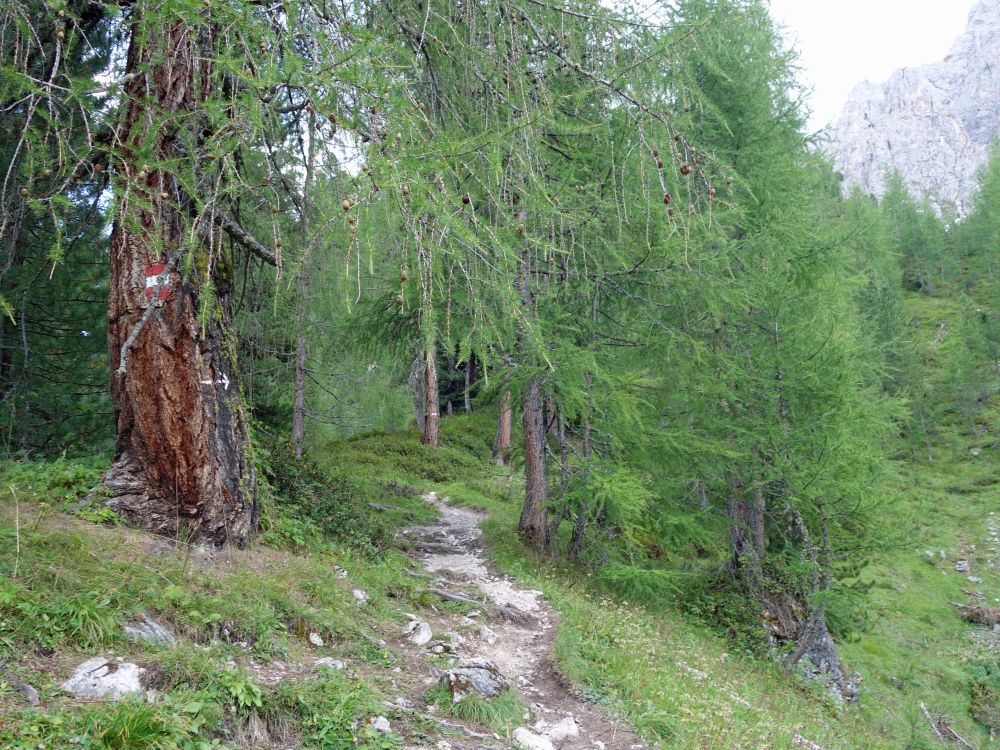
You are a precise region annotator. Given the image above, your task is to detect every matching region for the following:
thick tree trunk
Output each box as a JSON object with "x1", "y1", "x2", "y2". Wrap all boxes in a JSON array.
[
  {"x1": 101, "y1": 16, "x2": 255, "y2": 547},
  {"x1": 519, "y1": 377, "x2": 547, "y2": 546},
  {"x1": 492, "y1": 389, "x2": 512, "y2": 464},
  {"x1": 423, "y1": 346, "x2": 440, "y2": 447}
]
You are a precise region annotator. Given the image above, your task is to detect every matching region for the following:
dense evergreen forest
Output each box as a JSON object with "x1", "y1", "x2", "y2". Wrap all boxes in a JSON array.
[{"x1": 2, "y1": 0, "x2": 1000, "y2": 748}]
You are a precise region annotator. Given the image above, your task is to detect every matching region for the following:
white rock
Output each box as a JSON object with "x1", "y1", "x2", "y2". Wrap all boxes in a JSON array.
[
  {"x1": 353, "y1": 589, "x2": 370, "y2": 605},
  {"x1": 403, "y1": 619, "x2": 433, "y2": 645},
  {"x1": 370, "y1": 716, "x2": 391, "y2": 734},
  {"x1": 308, "y1": 632, "x2": 324, "y2": 647},
  {"x1": 956, "y1": 560, "x2": 971, "y2": 572},
  {"x1": 545, "y1": 717, "x2": 579, "y2": 744},
  {"x1": 513, "y1": 728, "x2": 556, "y2": 750},
  {"x1": 62, "y1": 657, "x2": 142, "y2": 700},
  {"x1": 314, "y1": 657, "x2": 345, "y2": 671},
  {"x1": 479, "y1": 624, "x2": 498, "y2": 645},
  {"x1": 827, "y1": 1, "x2": 1000, "y2": 216}
]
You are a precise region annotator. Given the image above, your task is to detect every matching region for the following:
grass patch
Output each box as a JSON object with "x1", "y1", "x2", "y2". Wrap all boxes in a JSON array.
[
  {"x1": 0, "y1": 461, "x2": 434, "y2": 749},
  {"x1": 424, "y1": 682, "x2": 524, "y2": 734}
]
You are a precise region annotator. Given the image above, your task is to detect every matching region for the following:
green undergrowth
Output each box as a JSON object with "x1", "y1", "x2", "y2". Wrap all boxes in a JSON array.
[
  {"x1": 367, "y1": 409, "x2": 999, "y2": 749},
  {"x1": 472, "y1": 505, "x2": 892, "y2": 749},
  {"x1": 825, "y1": 285, "x2": 1000, "y2": 750}
]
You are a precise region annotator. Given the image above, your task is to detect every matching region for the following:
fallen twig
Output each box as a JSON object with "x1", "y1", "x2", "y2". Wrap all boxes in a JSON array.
[
  {"x1": 920, "y1": 702, "x2": 947, "y2": 744},
  {"x1": 0, "y1": 658, "x2": 40, "y2": 706}
]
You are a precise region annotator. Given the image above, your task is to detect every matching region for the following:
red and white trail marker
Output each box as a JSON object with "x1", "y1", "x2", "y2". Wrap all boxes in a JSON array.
[{"x1": 145, "y1": 262, "x2": 171, "y2": 302}]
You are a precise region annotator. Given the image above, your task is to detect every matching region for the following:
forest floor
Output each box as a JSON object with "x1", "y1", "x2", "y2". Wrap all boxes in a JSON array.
[
  {"x1": 0, "y1": 428, "x2": 891, "y2": 750},
  {"x1": 3, "y1": 282, "x2": 1000, "y2": 750}
]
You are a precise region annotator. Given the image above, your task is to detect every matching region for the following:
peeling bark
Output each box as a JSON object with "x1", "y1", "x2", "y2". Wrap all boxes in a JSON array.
[{"x1": 101, "y1": 14, "x2": 255, "y2": 547}]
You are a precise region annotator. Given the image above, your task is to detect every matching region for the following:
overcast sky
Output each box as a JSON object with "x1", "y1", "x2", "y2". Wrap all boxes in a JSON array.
[{"x1": 766, "y1": 0, "x2": 977, "y2": 132}]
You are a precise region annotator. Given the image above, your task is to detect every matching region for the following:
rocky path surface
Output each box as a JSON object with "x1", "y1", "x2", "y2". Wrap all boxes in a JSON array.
[{"x1": 397, "y1": 492, "x2": 644, "y2": 750}]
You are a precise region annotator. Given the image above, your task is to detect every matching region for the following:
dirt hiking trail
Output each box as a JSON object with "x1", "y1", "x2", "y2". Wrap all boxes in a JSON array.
[{"x1": 395, "y1": 491, "x2": 646, "y2": 750}]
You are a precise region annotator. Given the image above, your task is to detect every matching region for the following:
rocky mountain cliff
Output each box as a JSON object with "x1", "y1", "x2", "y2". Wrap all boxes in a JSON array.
[{"x1": 827, "y1": 1, "x2": 1000, "y2": 215}]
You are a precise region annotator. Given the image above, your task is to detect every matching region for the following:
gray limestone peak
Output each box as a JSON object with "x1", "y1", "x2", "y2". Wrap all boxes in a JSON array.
[{"x1": 826, "y1": 1, "x2": 1000, "y2": 215}]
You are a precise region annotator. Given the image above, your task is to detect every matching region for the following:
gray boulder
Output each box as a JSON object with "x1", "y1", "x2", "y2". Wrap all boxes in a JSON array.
[
  {"x1": 123, "y1": 612, "x2": 176, "y2": 648},
  {"x1": 439, "y1": 657, "x2": 509, "y2": 702}
]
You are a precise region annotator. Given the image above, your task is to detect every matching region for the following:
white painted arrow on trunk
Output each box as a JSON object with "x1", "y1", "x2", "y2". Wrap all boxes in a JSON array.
[{"x1": 200, "y1": 373, "x2": 230, "y2": 390}]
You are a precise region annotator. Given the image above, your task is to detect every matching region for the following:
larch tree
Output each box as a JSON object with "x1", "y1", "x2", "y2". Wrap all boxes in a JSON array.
[
  {"x1": 102, "y1": 4, "x2": 263, "y2": 544},
  {"x1": 100, "y1": 0, "x2": 390, "y2": 544}
]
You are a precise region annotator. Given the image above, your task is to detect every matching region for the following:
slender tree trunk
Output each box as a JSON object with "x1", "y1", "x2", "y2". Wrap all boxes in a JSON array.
[
  {"x1": 750, "y1": 478, "x2": 766, "y2": 558},
  {"x1": 571, "y1": 285, "x2": 600, "y2": 558},
  {"x1": 423, "y1": 346, "x2": 440, "y2": 447},
  {"x1": 411, "y1": 348, "x2": 425, "y2": 434},
  {"x1": 291, "y1": 329, "x2": 307, "y2": 457},
  {"x1": 519, "y1": 377, "x2": 547, "y2": 546},
  {"x1": 570, "y1": 404, "x2": 591, "y2": 559},
  {"x1": 101, "y1": 16, "x2": 255, "y2": 546},
  {"x1": 545, "y1": 410, "x2": 571, "y2": 547},
  {"x1": 291, "y1": 113, "x2": 316, "y2": 460},
  {"x1": 463, "y1": 352, "x2": 474, "y2": 414},
  {"x1": 785, "y1": 505, "x2": 846, "y2": 694},
  {"x1": 492, "y1": 388, "x2": 512, "y2": 464},
  {"x1": 696, "y1": 482, "x2": 709, "y2": 510}
]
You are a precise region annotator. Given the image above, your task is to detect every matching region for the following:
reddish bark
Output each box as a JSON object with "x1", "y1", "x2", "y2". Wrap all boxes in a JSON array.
[
  {"x1": 492, "y1": 389, "x2": 512, "y2": 464},
  {"x1": 101, "y1": 15, "x2": 255, "y2": 546},
  {"x1": 519, "y1": 377, "x2": 547, "y2": 546}
]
